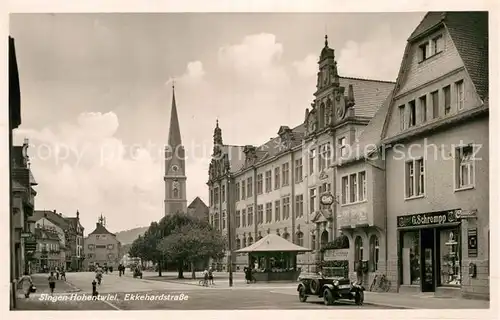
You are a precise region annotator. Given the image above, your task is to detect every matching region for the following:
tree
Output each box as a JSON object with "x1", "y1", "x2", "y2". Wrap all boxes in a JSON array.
[{"x1": 158, "y1": 222, "x2": 225, "y2": 279}]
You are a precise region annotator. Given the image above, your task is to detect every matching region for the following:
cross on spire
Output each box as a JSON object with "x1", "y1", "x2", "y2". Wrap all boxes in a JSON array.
[{"x1": 325, "y1": 34, "x2": 328, "y2": 47}]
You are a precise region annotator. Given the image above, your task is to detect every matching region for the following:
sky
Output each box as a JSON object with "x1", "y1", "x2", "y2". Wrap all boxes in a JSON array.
[{"x1": 9, "y1": 12, "x2": 426, "y2": 234}]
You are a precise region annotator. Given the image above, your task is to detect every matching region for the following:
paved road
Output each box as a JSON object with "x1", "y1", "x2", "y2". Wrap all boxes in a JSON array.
[{"x1": 15, "y1": 271, "x2": 398, "y2": 310}]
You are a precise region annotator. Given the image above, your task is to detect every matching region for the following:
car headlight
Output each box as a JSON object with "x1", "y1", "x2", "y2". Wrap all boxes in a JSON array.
[{"x1": 333, "y1": 280, "x2": 339, "y2": 286}]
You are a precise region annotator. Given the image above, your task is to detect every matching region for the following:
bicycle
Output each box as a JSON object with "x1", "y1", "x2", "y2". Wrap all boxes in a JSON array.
[
  {"x1": 198, "y1": 279, "x2": 209, "y2": 287},
  {"x1": 369, "y1": 274, "x2": 391, "y2": 292}
]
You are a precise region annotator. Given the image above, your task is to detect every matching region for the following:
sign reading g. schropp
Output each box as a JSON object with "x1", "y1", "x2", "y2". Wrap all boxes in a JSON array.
[{"x1": 397, "y1": 209, "x2": 460, "y2": 228}]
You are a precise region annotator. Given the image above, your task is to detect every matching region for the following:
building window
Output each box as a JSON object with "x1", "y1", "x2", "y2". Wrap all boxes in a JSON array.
[
  {"x1": 354, "y1": 236, "x2": 363, "y2": 261},
  {"x1": 455, "y1": 80, "x2": 464, "y2": 110},
  {"x1": 265, "y1": 202, "x2": 272, "y2": 223},
  {"x1": 295, "y1": 194, "x2": 304, "y2": 217},
  {"x1": 418, "y1": 41, "x2": 429, "y2": 61},
  {"x1": 235, "y1": 183, "x2": 240, "y2": 201},
  {"x1": 358, "y1": 171, "x2": 367, "y2": 201},
  {"x1": 401, "y1": 231, "x2": 420, "y2": 285},
  {"x1": 309, "y1": 188, "x2": 317, "y2": 213},
  {"x1": 296, "y1": 232, "x2": 304, "y2": 247},
  {"x1": 236, "y1": 210, "x2": 241, "y2": 228},
  {"x1": 222, "y1": 212, "x2": 226, "y2": 229},
  {"x1": 275, "y1": 200, "x2": 281, "y2": 221},
  {"x1": 257, "y1": 205, "x2": 264, "y2": 225},
  {"x1": 241, "y1": 181, "x2": 246, "y2": 200},
  {"x1": 431, "y1": 90, "x2": 439, "y2": 119},
  {"x1": 309, "y1": 149, "x2": 316, "y2": 174},
  {"x1": 247, "y1": 177, "x2": 253, "y2": 198},
  {"x1": 338, "y1": 138, "x2": 347, "y2": 158},
  {"x1": 341, "y1": 176, "x2": 348, "y2": 204},
  {"x1": 399, "y1": 105, "x2": 405, "y2": 130},
  {"x1": 247, "y1": 206, "x2": 253, "y2": 226},
  {"x1": 282, "y1": 197, "x2": 290, "y2": 220},
  {"x1": 349, "y1": 173, "x2": 357, "y2": 203},
  {"x1": 265, "y1": 170, "x2": 272, "y2": 192},
  {"x1": 439, "y1": 228, "x2": 461, "y2": 286},
  {"x1": 431, "y1": 35, "x2": 444, "y2": 55},
  {"x1": 221, "y1": 185, "x2": 226, "y2": 203},
  {"x1": 456, "y1": 145, "x2": 475, "y2": 189},
  {"x1": 274, "y1": 167, "x2": 280, "y2": 190},
  {"x1": 282, "y1": 162, "x2": 290, "y2": 186},
  {"x1": 408, "y1": 100, "x2": 416, "y2": 127},
  {"x1": 311, "y1": 234, "x2": 316, "y2": 251},
  {"x1": 294, "y1": 158, "x2": 303, "y2": 182},
  {"x1": 443, "y1": 85, "x2": 451, "y2": 115},
  {"x1": 241, "y1": 209, "x2": 246, "y2": 227},
  {"x1": 319, "y1": 143, "x2": 331, "y2": 171},
  {"x1": 419, "y1": 95, "x2": 427, "y2": 123},
  {"x1": 257, "y1": 173, "x2": 263, "y2": 194},
  {"x1": 369, "y1": 235, "x2": 379, "y2": 272},
  {"x1": 405, "y1": 158, "x2": 425, "y2": 198}
]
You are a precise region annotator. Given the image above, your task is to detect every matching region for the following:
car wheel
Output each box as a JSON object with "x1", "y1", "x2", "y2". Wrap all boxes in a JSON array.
[
  {"x1": 298, "y1": 287, "x2": 307, "y2": 302},
  {"x1": 355, "y1": 291, "x2": 364, "y2": 305},
  {"x1": 310, "y1": 279, "x2": 320, "y2": 295},
  {"x1": 323, "y1": 289, "x2": 334, "y2": 306}
]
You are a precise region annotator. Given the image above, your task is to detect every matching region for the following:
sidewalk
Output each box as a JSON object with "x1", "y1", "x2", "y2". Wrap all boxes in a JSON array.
[{"x1": 364, "y1": 291, "x2": 490, "y2": 309}]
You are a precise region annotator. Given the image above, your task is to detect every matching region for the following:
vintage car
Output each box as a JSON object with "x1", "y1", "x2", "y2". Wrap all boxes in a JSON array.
[{"x1": 297, "y1": 267, "x2": 365, "y2": 305}]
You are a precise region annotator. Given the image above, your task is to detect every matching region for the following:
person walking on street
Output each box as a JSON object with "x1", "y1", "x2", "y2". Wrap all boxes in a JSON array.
[
  {"x1": 208, "y1": 267, "x2": 214, "y2": 285},
  {"x1": 17, "y1": 271, "x2": 34, "y2": 298},
  {"x1": 48, "y1": 272, "x2": 56, "y2": 296},
  {"x1": 60, "y1": 268, "x2": 66, "y2": 281}
]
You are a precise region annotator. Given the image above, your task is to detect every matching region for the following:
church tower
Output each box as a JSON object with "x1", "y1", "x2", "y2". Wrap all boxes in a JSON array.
[{"x1": 164, "y1": 84, "x2": 187, "y2": 215}]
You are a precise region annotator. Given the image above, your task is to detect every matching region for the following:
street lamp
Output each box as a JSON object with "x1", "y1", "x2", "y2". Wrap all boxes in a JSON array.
[{"x1": 226, "y1": 173, "x2": 233, "y2": 287}]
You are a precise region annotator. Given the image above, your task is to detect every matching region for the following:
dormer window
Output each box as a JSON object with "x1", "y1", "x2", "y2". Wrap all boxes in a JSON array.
[
  {"x1": 418, "y1": 34, "x2": 444, "y2": 62},
  {"x1": 418, "y1": 42, "x2": 429, "y2": 62},
  {"x1": 431, "y1": 35, "x2": 444, "y2": 55}
]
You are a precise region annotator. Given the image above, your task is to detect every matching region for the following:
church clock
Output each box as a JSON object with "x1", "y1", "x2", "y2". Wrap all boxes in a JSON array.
[{"x1": 171, "y1": 165, "x2": 179, "y2": 172}]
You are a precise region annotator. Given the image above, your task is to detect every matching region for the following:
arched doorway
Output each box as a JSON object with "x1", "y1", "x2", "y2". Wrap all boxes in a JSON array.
[{"x1": 321, "y1": 230, "x2": 329, "y2": 249}]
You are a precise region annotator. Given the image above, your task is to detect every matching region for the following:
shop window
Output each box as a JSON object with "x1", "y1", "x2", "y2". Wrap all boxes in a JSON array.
[
  {"x1": 354, "y1": 236, "x2": 364, "y2": 261},
  {"x1": 369, "y1": 235, "x2": 380, "y2": 272},
  {"x1": 439, "y1": 228, "x2": 461, "y2": 286},
  {"x1": 401, "y1": 231, "x2": 420, "y2": 285}
]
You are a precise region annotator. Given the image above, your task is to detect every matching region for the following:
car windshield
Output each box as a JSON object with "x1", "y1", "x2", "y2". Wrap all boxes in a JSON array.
[{"x1": 321, "y1": 267, "x2": 345, "y2": 278}]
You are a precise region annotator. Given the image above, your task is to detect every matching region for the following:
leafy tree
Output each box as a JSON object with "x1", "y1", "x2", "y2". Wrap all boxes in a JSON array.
[{"x1": 158, "y1": 221, "x2": 225, "y2": 279}]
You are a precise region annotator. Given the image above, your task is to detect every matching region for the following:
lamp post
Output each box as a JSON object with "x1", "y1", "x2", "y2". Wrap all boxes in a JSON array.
[{"x1": 226, "y1": 173, "x2": 233, "y2": 287}]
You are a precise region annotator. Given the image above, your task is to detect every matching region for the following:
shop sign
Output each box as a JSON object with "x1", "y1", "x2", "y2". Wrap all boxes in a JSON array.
[
  {"x1": 324, "y1": 249, "x2": 349, "y2": 261},
  {"x1": 457, "y1": 209, "x2": 478, "y2": 219},
  {"x1": 397, "y1": 209, "x2": 460, "y2": 228},
  {"x1": 467, "y1": 228, "x2": 478, "y2": 257}
]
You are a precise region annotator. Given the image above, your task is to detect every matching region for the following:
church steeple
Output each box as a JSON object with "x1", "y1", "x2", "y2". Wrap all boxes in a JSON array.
[
  {"x1": 168, "y1": 83, "x2": 182, "y2": 149},
  {"x1": 213, "y1": 119, "x2": 223, "y2": 155},
  {"x1": 164, "y1": 82, "x2": 187, "y2": 216}
]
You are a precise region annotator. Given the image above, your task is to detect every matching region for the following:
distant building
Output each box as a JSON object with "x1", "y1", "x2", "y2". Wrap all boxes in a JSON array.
[
  {"x1": 33, "y1": 225, "x2": 63, "y2": 272},
  {"x1": 33, "y1": 209, "x2": 84, "y2": 271},
  {"x1": 187, "y1": 197, "x2": 209, "y2": 222},
  {"x1": 83, "y1": 215, "x2": 121, "y2": 269}
]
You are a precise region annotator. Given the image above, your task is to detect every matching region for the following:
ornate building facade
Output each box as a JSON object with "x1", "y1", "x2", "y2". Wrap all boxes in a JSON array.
[
  {"x1": 207, "y1": 36, "x2": 394, "y2": 271},
  {"x1": 83, "y1": 215, "x2": 122, "y2": 269},
  {"x1": 164, "y1": 85, "x2": 188, "y2": 215}
]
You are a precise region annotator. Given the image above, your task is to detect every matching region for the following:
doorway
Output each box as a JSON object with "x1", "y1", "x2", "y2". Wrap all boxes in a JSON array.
[{"x1": 420, "y1": 228, "x2": 435, "y2": 292}]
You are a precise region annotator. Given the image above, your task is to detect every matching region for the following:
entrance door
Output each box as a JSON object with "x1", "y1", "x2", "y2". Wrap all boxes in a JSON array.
[{"x1": 420, "y1": 228, "x2": 436, "y2": 292}]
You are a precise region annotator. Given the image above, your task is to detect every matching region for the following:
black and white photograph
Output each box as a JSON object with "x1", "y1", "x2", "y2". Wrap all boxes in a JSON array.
[{"x1": 5, "y1": 4, "x2": 494, "y2": 316}]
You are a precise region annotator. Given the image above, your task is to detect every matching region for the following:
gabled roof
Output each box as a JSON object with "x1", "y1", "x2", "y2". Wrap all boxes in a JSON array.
[
  {"x1": 188, "y1": 196, "x2": 208, "y2": 209},
  {"x1": 408, "y1": 12, "x2": 488, "y2": 102},
  {"x1": 339, "y1": 77, "x2": 394, "y2": 118},
  {"x1": 33, "y1": 210, "x2": 70, "y2": 230},
  {"x1": 235, "y1": 233, "x2": 312, "y2": 253},
  {"x1": 89, "y1": 223, "x2": 116, "y2": 236}
]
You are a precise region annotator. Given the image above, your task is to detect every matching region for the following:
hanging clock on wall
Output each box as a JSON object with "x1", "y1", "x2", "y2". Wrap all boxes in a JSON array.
[{"x1": 171, "y1": 165, "x2": 179, "y2": 172}]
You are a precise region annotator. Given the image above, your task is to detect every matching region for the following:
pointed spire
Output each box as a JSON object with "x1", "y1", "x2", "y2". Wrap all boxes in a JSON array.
[
  {"x1": 213, "y1": 119, "x2": 223, "y2": 155},
  {"x1": 168, "y1": 82, "x2": 182, "y2": 150}
]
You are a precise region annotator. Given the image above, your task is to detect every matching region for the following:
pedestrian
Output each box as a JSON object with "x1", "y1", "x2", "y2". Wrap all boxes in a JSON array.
[
  {"x1": 244, "y1": 266, "x2": 252, "y2": 284},
  {"x1": 92, "y1": 279, "x2": 98, "y2": 297},
  {"x1": 208, "y1": 267, "x2": 214, "y2": 285},
  {"x1": 55, "y1": 267, "x2": 60, "y2": 280},
  {"x1": 17, "y1": 271, "x2": 34, "y2": 298},
  {"x1": 202, "y1": 269, "x2": 209, "y2": 286},
  {"x1": 60, "y1": 268, "x2": 66, "y2": 281},
  {"x1": 356, "y1": 259, "x2": 364, "y2": 285},
  {"x1": 48, "y1": 271, "x2": 56, "y2": 296}
]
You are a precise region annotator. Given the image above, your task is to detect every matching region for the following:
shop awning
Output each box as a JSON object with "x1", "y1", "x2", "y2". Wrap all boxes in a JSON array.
[{"x1": 235, "y1": 233, "x2": 312, "y2": 253}]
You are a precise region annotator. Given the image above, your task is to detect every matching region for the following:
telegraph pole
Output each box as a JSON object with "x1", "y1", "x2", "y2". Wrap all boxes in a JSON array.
[{"x1": 226, "y1": 173, "x2": 233, "y2": 287}]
